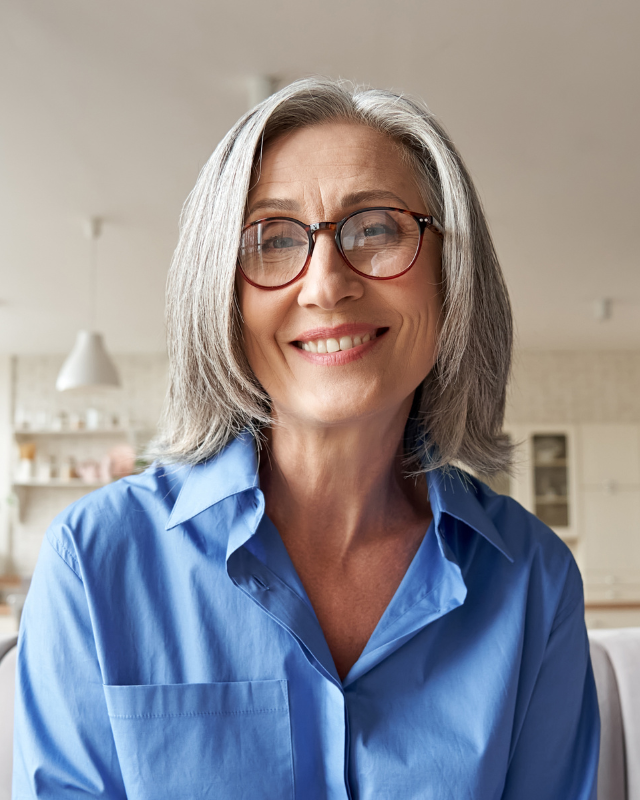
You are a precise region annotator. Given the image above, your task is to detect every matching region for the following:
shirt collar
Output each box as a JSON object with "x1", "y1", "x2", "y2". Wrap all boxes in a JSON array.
[
  {"x1": 426, "y1": 468, "x2": 513, "y2": 562},
  {"x1": 166, "y1": 433, "x2": 513, "y2": 562},
  {"x1": 165, "y1": 432, "x2": 259, "y2": 530}
]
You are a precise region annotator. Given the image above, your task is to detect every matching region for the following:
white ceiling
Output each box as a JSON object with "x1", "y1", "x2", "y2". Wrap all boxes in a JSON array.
[{"x1": 1, "y1": 0, "x2": 638, "y2": 354}]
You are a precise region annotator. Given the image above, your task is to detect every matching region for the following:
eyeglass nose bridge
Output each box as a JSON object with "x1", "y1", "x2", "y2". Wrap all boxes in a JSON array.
[
  {"x1": 306, "y1": 221, "x2": 346, "y2": 271},
  {"x1": 308, "y1": 221, "x2": 338, "y2": 234}
]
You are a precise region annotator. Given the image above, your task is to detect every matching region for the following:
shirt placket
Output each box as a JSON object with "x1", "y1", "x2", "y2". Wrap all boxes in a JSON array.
[{"x1": 228, "y1": 544, "x2": 354, "y2": 798}]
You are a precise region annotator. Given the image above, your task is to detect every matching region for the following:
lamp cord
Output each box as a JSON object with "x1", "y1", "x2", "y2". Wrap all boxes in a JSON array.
[{"x1": 87, "y1": 220, "x2": 100, "y2": 331}]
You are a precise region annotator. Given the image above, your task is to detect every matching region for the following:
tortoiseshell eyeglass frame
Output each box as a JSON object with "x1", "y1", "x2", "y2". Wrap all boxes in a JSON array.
[{"x1": 238, "y1": 206, "x2": 444, "y2": 290}]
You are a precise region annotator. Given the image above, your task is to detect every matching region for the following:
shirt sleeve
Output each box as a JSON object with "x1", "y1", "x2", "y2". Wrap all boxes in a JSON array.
[
  {"x1": 12, "y1": 528, "x2": 127, "y2": 799},
  {"x1": 501, "y1": 559, "x2": 600, "y2": 800}
]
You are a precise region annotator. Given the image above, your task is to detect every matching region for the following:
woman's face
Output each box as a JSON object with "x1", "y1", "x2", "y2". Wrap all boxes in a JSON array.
[{"x1": 237, "y1": 122, "x2": 443, "y2": 429}]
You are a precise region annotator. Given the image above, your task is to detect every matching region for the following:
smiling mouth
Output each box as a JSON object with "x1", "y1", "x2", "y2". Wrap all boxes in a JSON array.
[{"x1": 294, "y1": 327, "x2": 389, "y2": 353}]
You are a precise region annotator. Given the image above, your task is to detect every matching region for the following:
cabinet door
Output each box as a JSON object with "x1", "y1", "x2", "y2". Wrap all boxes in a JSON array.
[
  {"x1": 581, "y1": 489, "x2": 640, "y2": 600},
  {"x1": 504, "y1": 424, "x2": 579, "y2": 541},
  {"x1": 580, "y1": 424, "x2": 640, "y2": 486}
]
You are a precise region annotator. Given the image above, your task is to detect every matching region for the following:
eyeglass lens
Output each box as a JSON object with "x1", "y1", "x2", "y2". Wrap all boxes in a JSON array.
[{"x1": 239, "y1": 209, "x2": 421, "y2": 288}]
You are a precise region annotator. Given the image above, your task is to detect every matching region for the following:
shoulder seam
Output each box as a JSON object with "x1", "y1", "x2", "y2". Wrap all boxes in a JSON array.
[
  {"x1": 45, "y1": 528, "x2": 83, "y2": 581},
  {"x1": 547, "y1": 555, "x2": 583, "y2": 635},
  {"x1": 550, "y1": 584, "x2": 583, "y2": 634}
]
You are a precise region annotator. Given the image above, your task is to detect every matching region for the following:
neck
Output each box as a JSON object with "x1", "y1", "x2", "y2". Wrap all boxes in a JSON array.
[{"x1": 259, "y1": 397, "x2": 431, "y2": 559}]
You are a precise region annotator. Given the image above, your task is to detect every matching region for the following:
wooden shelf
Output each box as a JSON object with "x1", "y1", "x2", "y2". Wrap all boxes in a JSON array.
[
  {"x1": 534, "y1": 459, "x2": 568, "y2": 468},
  {"x1": 13, "y1": 480, "x2": 109, "y2": 489}
]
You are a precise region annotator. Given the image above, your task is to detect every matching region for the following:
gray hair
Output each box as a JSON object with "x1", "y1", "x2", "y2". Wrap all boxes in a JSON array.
[{"x1": 153, "y1": 77, "x2": 513, "y2": 476}]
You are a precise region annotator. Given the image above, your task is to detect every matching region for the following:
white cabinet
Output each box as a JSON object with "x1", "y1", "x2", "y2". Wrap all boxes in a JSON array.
[
  {"x1": 505, "y1": 424, "x2": 579, "y2": 543},
  {"x1": 577, "y1": 424, "x2": 640, "y2": 603},
  {"x1": 579, "y1": 424, "x2": 640, "y2": 487},
  {"x1": 580, "y1": 492, "x2": 640, "y2": 597}
]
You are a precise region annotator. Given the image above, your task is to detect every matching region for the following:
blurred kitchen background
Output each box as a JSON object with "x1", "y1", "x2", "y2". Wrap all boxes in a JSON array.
[{"x1": 0, "y1": 0, "x2": 638, "y2": 632}]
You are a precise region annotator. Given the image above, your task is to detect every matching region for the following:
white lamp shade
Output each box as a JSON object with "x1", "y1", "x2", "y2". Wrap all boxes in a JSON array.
[{"x1": 56, "y1": 331, "x2": 120, "y2": 391}]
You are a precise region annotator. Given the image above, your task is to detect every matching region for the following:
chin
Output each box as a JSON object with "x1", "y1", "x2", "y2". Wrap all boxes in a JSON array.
[{"x1": 279, "y1": 388, "x2": 398, "y2": 428}]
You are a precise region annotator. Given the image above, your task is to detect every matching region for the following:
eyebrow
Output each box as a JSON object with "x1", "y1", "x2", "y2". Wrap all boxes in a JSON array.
[
  {"x1": 246, "y1": 189, "x2": 411, "y2": 219},
  {"x1": 246, "y1": 197, "x2": 302, "y2": 216},
  {"x1": 339, "y1": 190, "x2": 410, "y2": 210}
]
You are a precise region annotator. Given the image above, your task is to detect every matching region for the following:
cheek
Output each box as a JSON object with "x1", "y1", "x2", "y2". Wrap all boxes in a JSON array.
[
  {"x1": 237, "y1": 282, "x2": 290, "y2": 378},
  {"x1": 386, "y1": 272, "x2": 442, "y2": 385},
  {"x1": 415, "y1": 290, "x2": 443, "y2": 371},
  {"x1": 411, "y1": 249, "x2": 443, "y2": 348},
  {"x1": 391, "y1": 256, "x2": 442, "y2": 336}
]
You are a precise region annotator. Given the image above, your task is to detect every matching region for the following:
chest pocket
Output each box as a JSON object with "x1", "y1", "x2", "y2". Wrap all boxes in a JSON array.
[{"x1": 103, "y1": 680, "x2": 294, "y2": 800}]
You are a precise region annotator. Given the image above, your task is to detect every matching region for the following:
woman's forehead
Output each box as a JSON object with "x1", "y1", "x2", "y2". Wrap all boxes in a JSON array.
[{"x1": 248, "y1": 122, "x2": 423, "y2": 215}]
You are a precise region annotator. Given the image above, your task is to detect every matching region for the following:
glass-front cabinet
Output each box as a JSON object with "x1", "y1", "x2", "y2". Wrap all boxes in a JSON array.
[
  {"x1": 532, "y1": 434, "x2": 570, "y2": 528},
  {"x1": 504, "y1": 424, "x2": 579, "y2": 544}
]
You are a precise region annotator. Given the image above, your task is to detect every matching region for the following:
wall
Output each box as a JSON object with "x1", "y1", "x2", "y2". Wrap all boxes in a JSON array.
[
  {"x1": 14, "y1": 354, "x2": 169, "y2": 431},
  {"x1": 0, "y1": 357, "x2": 13, "y2": 574},
  {"x1": 506, "y1": 351, "x2": 640, "y2": 424}
]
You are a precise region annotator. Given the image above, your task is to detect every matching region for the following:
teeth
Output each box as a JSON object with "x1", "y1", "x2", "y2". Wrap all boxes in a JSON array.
[{"x1": 299, "y1": 330, "x2": 377, "y2": 353}]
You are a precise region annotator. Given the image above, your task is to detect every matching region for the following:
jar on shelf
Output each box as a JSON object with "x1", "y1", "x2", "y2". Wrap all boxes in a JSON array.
[
  {"x1": 34, "y1": 411, "x2": 49, "y2": 430},
  {"x1": 59, "y1": 457, "x2": 78, "y2": 482},
  {"x1": 68, "y1": 412, "x2": 85, "y2": 431},
  {"x1": 35, "y1": 457, "x2": 53, "y2": 482},
  {"x1": 16, "y1": 442, "x2": 36, "y2": 482},
  {"x1": 50, "y1": 411, "x2": 68, "y2": 432},
  {"x1": 78, "y1": 460, "x2": 100, "y2": 484},
  {"x1": 85, "y1": 408, "x2": 103, "y2": 430},
  {"x1": 14, "y1": 408, "x2": 31, "y2": 431}
]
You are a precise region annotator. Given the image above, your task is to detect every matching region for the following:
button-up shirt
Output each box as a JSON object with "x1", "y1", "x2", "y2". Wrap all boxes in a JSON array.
[{"x1": 13, "y1": 433, "x2": 599, "y2": 799}]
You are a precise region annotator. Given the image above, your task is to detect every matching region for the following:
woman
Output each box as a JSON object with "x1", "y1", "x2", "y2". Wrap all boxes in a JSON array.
[{"x1": 14, "y1": 78, "x2": 599, "y2": 799}]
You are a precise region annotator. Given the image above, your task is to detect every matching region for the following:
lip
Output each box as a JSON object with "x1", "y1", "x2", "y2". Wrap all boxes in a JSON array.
[
  {"x1": 290, "y1": 326, "x2": 388, "y2": 365},
  {"x1": 291, "y1": 322, "x2": 381, "y2": 344}
]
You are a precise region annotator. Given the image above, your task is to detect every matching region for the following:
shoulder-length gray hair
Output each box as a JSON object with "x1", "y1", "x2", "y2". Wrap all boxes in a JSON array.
[{"x1": 154, "y1": 77, "x2": 513, "y2": 476}]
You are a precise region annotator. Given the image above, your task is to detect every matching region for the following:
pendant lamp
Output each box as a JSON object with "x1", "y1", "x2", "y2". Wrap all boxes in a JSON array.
[{"x1": 56, "y1": 218, "x2": 120, "y2": 391}]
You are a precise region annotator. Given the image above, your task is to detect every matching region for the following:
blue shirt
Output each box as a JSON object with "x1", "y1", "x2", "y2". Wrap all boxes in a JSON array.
[{"x1": 13, "y1": 433, "x2": 599, "y2": 799}]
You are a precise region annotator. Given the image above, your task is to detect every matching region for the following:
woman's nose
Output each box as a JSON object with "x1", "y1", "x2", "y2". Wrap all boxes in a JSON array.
[{"x1": 296, "y1": 230, "x2": 364, "y2": 309}]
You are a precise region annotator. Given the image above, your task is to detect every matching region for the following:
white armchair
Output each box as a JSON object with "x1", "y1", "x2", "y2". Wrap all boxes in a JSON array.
[
  {"x1": 590, "y1": 628, "x2": 640, "y2": 800},
  {"x1": 0, "y1": 635, "x2": 17, "y2": 800}
]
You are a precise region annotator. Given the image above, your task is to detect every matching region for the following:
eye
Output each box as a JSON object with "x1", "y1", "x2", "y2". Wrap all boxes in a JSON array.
[
  {"x1": 256, "y1": 221, "x2": 308, "y2": 256},
  {"x1": 265, "y1": 235, "x2": 296, "y2": 250},
  {"x1": 363, "y1": 224, "x2": 390, "y2": 238}
]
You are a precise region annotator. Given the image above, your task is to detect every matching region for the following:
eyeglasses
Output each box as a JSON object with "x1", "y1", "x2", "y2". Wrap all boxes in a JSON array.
[{"x1": 238, "y1": 206, "x2": 444, "y2": 290}]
